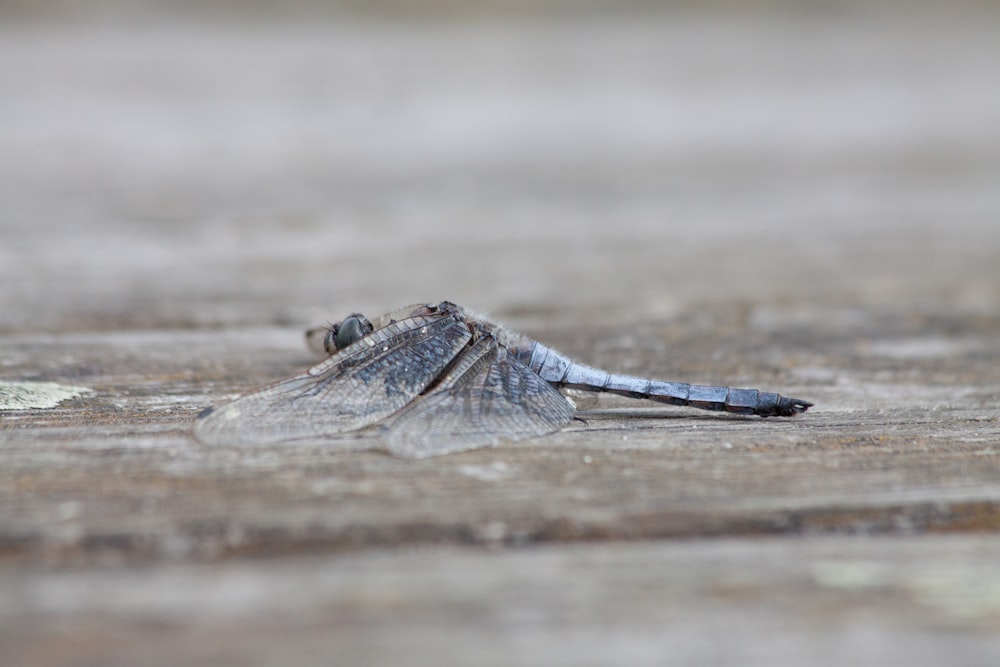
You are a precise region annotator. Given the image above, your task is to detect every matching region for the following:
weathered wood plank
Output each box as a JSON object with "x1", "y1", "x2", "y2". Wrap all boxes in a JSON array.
[
  {"x1": 2, "y1": 304, "x2": 998, "y2": 564},
  {"x1": 3, "y1": 536, "x2": 1000, "y2": 667}
]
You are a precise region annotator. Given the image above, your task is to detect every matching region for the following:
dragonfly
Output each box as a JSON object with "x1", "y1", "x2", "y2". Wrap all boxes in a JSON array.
[{"x1": 195, "y1": 301, "x2": 812, "y2": 458}]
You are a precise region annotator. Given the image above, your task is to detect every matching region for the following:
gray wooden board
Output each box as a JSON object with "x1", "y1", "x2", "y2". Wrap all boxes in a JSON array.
[
  {"x1": 2, "y1": 536, "x2": 999, "y2": 667},
  {"x1": 2, "y1": 317, "x2": 999, "y2": 565},
  {"x1": 2, "y1": 3, "x2": 1000, "y2": 665}
]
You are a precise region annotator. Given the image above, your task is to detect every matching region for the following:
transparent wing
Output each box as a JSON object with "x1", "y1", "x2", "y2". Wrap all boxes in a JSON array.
[
  {"x1": 195, "y1": 310, "x2": 473, "y2": 445},
  {"x1": 560, "y1": 387, "x2": 600, "y2": 410},
  {"x1": 385, "y1": 335, "x2": 576, "y2": 458}
]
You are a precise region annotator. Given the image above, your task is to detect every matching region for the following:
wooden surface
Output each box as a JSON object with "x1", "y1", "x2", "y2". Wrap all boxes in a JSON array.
[{"x1": 2, "y1": 3, "x2": 1000, "y2": 665}]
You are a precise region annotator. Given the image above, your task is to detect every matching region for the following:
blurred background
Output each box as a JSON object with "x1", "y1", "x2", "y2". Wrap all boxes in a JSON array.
[{"x1": 1, "y1": 0, "x2": 998, "y2": 334}]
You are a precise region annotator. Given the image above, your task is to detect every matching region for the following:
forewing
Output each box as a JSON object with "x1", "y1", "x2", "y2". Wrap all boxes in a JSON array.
[
  {"x1": 195, "y1": 311, "x2": 473, "y2": 445},
  {"x1": 385, "y1": 335, "x2": 576, "y2": 458}
]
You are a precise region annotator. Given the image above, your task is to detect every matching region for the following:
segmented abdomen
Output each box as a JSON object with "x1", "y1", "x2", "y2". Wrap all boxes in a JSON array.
[{"x1": 520, "y1": 342, "x2": 811, "y2": 417}]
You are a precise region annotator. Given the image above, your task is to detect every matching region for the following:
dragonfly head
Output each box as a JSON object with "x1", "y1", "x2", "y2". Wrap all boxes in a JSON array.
[{"x1": 325, "y1": 313, "x2": 374, "y2": 353}]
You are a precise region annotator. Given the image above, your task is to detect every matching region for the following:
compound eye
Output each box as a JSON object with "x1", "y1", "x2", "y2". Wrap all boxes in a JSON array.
[{"x1": 331, "y1": 314, "x2": 373, "y2": 351}]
